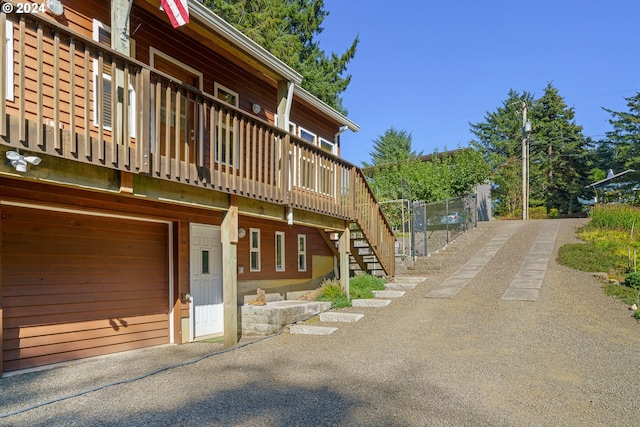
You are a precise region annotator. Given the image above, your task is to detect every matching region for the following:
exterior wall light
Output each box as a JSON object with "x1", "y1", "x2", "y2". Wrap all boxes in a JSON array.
[{"x1": 6, "y1": 150, "x2": 41, "y2": 173}]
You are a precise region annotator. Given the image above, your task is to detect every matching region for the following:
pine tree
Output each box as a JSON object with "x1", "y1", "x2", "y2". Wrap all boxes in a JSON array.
[
  {"x1": 203, "y1": 0, "x2": 358, "y2": 114},
  {"x1": 603, "y1": 92, "x2": 640, "y2": 171},
  {"x1": 529, "y1": 83, "x2": 589, "y2": 214}
]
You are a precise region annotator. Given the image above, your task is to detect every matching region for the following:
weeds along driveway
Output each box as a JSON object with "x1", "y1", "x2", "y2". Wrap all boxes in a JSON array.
[{"x1": 2, "y1": 219, "x2": 639, "y2": 426}]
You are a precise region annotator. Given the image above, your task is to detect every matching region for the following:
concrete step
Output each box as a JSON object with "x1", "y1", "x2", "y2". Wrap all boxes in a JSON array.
[
  {"x1": 352, "y1": 299, "x2": 391, "y2": 307},
  {"x1": 385, "y1": 283, "x2": 417, "y2": 291},
  {"x1": 372, "y1": 290, "x2": 405, "y2": 298},
  {"x1": 393, "y1": 276, "x2": 427, "y2": 283},
  {"x1": 319, "y1": 312, "x2": 364, "y2": 323},
  {"x1": 289, "y1": 325, "x2": 338, "y2": 335}
]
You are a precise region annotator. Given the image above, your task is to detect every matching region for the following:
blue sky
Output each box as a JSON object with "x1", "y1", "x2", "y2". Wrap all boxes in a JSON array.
[{"x1": 320, "y1": 0, "x2": 640, "y2": 167}]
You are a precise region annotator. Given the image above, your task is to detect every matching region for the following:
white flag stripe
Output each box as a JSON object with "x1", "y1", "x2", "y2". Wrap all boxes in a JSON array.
[{"x1": 160, "y1": 0, "x2": 189, "y2": 28}]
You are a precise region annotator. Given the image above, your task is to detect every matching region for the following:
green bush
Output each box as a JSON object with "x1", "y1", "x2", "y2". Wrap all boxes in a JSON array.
[
  {"x1": 549, "y1": 208, "x2": 559, "y2": 219},
  {"x1": 529, "y1": 206, "x2": 547, "y2": 219},
  {"x1": 315, "y1": 280, "x2": 350, "y2": 308},
  {"x1": 625, "y1": 271, "x2": 640, "y2": 289}
]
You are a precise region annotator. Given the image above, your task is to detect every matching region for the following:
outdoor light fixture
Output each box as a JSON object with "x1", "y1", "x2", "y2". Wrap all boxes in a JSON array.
[
  {"x1": 6, "y1": 150, "x2": 41, "y2": 173},
  {"x1": 46, "y1": 0, "x2": 64, "y2": 16},
  {"x1": 251, "y1": 103, "x2": 261, "y2": 114},
  {"x1": 238, "y1": 228, "x2": 247, "y2": 238}
]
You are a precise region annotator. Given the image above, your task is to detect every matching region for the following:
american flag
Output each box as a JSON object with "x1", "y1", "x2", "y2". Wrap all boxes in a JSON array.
[{"x1": 160, "y1": 0, "x2": 189, "y2": 28}]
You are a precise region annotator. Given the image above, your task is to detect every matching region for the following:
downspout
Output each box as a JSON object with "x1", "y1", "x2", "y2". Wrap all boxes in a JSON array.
[{"x1": 334, "y1": 125, "x2": 349, "y2": 157}]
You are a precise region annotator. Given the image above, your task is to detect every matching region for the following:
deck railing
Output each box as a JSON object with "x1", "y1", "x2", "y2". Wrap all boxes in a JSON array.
[{"x1": 0, "y1": 11, "x2": 394, "y2": 276}]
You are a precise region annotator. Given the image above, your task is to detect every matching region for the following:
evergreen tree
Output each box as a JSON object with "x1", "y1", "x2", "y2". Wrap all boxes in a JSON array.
[
  {"x1": 203, "y1": 0, "x2": 358, "y2": 114},
  {"x1": 529, "y1": 83, "x2": 589, "y2": 214},
  {"x1": 470, "y1": 90, "x2": 534, "y2": 217},
  {"x1": 603, "y1": 92, "x2": 640, "y2": 171},
  {"x1": 362, "y1": 127, "x2": 419, "y2": 167},
  {"x1": 471, "y1": 84, "x2": 590, "y2": 216}
]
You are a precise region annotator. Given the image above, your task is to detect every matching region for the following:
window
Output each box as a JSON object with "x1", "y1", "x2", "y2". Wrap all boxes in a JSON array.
[
  {"x1": 298, "y1": 126, "x2": 316, "y2": 144},
  {"x1": 214, "y1": 82, "x2": 239, "y2": 165},
  {"x1": 275, "y1": 231, "x2": 285, "y2": 271},
  {"x1": 5, "y1": 21, "x2": 14, "y2": 101},
  {"x1": 201, "y1": 250, "x2": 210, "y2": 274},
  {"x1": 250, "y1": 228, "x2": 260, "y2": 272},
  {"x1": 92, "y1": 20, "x2": 136, "y2": 138},
  {"x1": 289, "y1": 121, "x2": 296, "y2": 135},
  {"x1": 298, "y1": 234, "x2": 307, "y2": 272},
  {"x1": 319, "y1": 137, "x2": 335, "y2": 154},
  {"x1": 214, "y1": 83, "x2": 238, "y2": 107}
]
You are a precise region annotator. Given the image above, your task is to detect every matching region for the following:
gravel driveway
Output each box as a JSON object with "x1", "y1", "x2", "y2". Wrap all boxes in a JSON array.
[{"x1": 1, "y1": 219, "x2": 639, "y2": 426}]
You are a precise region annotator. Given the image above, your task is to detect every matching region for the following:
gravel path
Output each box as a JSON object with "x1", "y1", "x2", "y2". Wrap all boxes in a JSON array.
[{"x1": 2, "y1": 219, "x2": 639, "y2": 426}]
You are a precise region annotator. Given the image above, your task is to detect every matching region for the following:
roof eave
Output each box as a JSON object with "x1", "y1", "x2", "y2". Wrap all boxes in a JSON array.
[
  {"x1": 189, "y1": 1, "x2": 303, "y2": 85},
  {"x1": 294, "y1": 86, "x2": 360, "y2": 132}
]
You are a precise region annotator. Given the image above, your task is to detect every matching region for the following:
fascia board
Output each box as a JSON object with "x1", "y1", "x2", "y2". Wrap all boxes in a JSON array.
[{"x1": 294, "y1": 86, "x2": 360, "y2": 132}]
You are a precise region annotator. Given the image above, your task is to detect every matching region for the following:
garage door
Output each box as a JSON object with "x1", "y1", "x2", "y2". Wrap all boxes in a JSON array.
[{"x1": 2, "y1": 204, "x2": 170, "y2": 373}]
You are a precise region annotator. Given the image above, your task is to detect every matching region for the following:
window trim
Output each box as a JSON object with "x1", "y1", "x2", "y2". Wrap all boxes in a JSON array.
[
  {"x1": 275, "y1": 231, "x2": 285, "y2": 272},
  {"x1": 319, "y1": 137, "x2": 335, "y2": 154},
  {"x1": 298, "y1": 126, "x2": 317, "y2": 145},
  {"x1": 297, "y1": 234, "x2": 307, "y2": 272},
  {"x1": 92, "y1": 19, "x2": 136, "y2": 138},
  {"x1": 214, "y1": 82, "x2": 239, "y2": 107},
  {"x1": 5, "y1": 21, "x2": 14, "y2": 101},
  {"x1": 249, "y1": 228, "x2": 261, "y2": 272}
]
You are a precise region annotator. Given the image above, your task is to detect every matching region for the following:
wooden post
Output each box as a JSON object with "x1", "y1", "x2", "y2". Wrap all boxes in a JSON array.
[
  {"x1": 338, "y1": 224, "x2": 350, "y2": 296},
  {"x1": 222, "y1": 195, "x2": 239, "y2": 347}
]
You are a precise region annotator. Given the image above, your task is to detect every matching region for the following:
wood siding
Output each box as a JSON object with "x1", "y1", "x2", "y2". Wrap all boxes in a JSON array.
[
  {"x1": 0, "y1": 3, "x2": 396, "y2": 277},
  {"x1": 237, "y1": 218, "x2": 332, "y2": 281},
  {"x1": 1, "y1": 204, "x2": 170, "y2": 372}
]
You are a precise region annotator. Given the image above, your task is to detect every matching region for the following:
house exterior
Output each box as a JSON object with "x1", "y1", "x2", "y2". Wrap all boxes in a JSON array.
[{"x1": 0, "y1": 0, "x2": 394, "y2": 375}]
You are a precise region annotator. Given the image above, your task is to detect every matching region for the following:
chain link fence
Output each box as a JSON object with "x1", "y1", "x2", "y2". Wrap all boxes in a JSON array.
[{"x1": 385, "y1": 194, "x2": 478, "y2": 258}]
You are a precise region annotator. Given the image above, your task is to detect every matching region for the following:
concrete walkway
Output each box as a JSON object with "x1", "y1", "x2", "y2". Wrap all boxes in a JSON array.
[
  {"x1": 426, "y1": 221, "x2": 560, "y2": 302},
  {"x1": 426, "y1": 222, "x2": 521, "y2": 298},
  {"x1": 502, "y1": 221, "x2": 559, "y2": 301}
]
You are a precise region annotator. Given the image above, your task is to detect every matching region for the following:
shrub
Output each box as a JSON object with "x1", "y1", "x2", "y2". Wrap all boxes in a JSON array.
[
  {"x1": 549, "y1": 208, "x2": 559, "y2": 219},
  {"x1": 625, "y1": 271, "x2": 640, "y2": 289},
  {"x1": 529, "y1": 206, "x2": 547, "y2": 219},
  {"x1": 315, "y1": 279, "x2": 350, "y2": 308}
]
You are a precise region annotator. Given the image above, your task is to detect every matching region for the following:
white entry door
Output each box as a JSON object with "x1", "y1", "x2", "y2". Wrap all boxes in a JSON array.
[{"x1": 190, "y1": 224, "x2": 223, "y2": 338}]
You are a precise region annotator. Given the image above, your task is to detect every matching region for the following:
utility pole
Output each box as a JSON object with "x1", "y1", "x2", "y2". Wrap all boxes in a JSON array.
[{"x1": 521, "y1": 101, "x2": 531, "y2": 220}]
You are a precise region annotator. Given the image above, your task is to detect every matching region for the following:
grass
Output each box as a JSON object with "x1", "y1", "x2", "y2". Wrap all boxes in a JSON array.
[
  {"x1": 315, "y1": 275, "x2": 388, "y2": 308},
  {"x1": 557, "y1": 204, "x2": 640, "y2": 319}
]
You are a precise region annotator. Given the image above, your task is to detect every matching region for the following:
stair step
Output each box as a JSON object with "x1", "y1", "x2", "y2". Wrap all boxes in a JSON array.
[
  {"x1": 385, "y1": 283, "x2": 417, "y2": 291},
  {"x1": 319, "y1": 312, "x2": 364, "y2": 323},
  {"x1": 352, "y1": 299, "x2": 391, "y2": 307},
  {"x1": 393, "y1": 277, "x2": 428, "y2": 283},
  {"x1": 372, "y1": 290, "x2": 405, "y2": 298},
  {"x1": 289, "y1": 325, "x2": 338, "y2": 335}
]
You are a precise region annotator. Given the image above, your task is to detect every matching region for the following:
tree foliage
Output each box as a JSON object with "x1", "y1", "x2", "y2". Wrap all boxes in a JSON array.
[
  {"x1": 471, "y1": 84, "x2": 589, "y2": 216},
  {"x1": 203, "y1": 0, "x2": 358, "y2": 114},
  {"x1": 362, "y1": 127, "x2": 420, "y2": 168},
  {"x1": 603, "y1": 92, "x2": 640, "y2": 171},
  {"x1": 363, "y1": 127, "x2": 490, "y2": 205}
]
